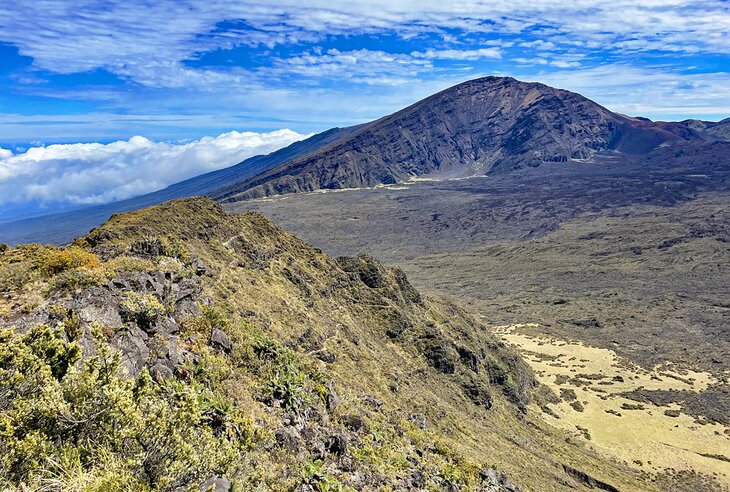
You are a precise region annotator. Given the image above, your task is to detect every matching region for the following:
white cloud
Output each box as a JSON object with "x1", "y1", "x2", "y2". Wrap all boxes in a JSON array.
[
  {"x1": 269, "y1": 49, "x2": 432, "y2": 85},
  {"x1": 519, "y1": 40, "x2": 556, "y2": 50},
  {"x1": 510, "y1": 57, "x2": 580, "y2": 68},
  {"x1": 511, "y1": 57, "x2": 549, "y2": 65},
  {"x1": 411, "y1": 48, "x2": 502, "y2": 60},
  {"x1": 522, "y1": 65, "x2": 730, "y2": 118},
  {"x1": 550, "y1": 60, "x2": 580, "y2": 68},
  {"x1": 0, "y1": 129, "x2": 310, "y2": 207},
  {"x1": 1, "y1": 1, "x2": 728, "y2": 87}
]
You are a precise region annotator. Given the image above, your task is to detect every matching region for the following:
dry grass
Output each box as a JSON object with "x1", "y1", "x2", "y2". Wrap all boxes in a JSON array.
[{"x1": 496, "y1": 323, "x2": 730, "y2": 488}]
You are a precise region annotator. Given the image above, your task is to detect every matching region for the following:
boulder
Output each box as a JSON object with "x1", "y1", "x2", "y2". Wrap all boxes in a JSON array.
[
  {"x1": 274, "y1": 427, "x2": 301, "y2": 452},
  {"x1": 210, "y1": 328, "x2": 232, "y2": 353},
  {"x1": 199, "y1": 476, "x2": 231, "y2": 492}
]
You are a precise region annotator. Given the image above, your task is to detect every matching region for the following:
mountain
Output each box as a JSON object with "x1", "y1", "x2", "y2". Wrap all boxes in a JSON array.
[
  {"x1": 0, "y1": 125, "x2": 359, "y2": 246},
  {"x1": 212, "y1": 76, "x2": 704, "y2": 202},
  {"x1": 0, "y1": 197, "x2": 660, "y2": 491},
  {"x1": 0, "y1": 76, "x2": 716, "y2": 246},
  {"x1": 679, "y1": 117, "x2": 730, "y2": 141}
]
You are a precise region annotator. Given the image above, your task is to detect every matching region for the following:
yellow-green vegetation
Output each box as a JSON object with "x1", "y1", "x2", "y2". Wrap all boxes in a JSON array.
[
  {"x1": 0, "y1": 198, "x2": 674, "y2": 491},
  {"x1": 0, "y1": 242, "x2": 163, "y2": 317},
  {"x1": 0, "y1": 304, "x2": 500, "y2": 491},
  {"x1": 0, "y1": 323, "x2": 255, "y2": 491},
  {"x1": 120, "y1": 292, "x2": 167, "y2": 327},
  {"x1": 496, "y1": 324, "x2": 730, "y2": 488},
  {"x1": 38, "y1": 246, "x2": 100, "y2": 276}
]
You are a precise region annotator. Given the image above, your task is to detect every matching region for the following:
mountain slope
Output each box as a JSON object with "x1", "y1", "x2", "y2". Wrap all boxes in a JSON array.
[
  {"x1": 0, "y1": 126, "x2": 359, "y2": 246},
  {"x1": 0, "y1": 197, "x2": 659, "y2": 491},
  {"x1": 0, "y1": 77, "x2": 712, "y2": 246},
  {"x1": 213, "y1": 76, "x2": 703, "y2": 202},
  {"x1": 680, "y1": 117, "x2": 730, "y2": 141}
]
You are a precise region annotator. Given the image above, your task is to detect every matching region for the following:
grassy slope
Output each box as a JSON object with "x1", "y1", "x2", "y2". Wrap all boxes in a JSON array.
[
  {"x1": 2, "y1": 198, "x2": 658, "y2": 491},
  {"x1": 85, "y1": 198, "x2": 659, "y2": 490}
]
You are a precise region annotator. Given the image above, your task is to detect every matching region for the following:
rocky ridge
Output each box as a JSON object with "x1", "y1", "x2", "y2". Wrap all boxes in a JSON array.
[{"x1": 0, "y1": 198, "x2": 659, "y2": 491}]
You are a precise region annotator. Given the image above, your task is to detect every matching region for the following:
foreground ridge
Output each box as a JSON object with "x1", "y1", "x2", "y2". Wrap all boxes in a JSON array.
[{"x1": 0, "y1": 197, "x2": 659, "y2": 491}]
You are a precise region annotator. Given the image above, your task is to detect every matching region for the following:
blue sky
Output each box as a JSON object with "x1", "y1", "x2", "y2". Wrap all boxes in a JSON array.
[{"x1": 0, "y1": 0, "x2": 729, "y2": 218}]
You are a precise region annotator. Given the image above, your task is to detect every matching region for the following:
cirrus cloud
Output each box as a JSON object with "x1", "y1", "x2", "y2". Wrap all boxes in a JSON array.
[
  {"x1": 411, "y1": 48, "x2": 502, "y2": 60},
  {"x1": 1, "y1": 1, "x2": 728, "y2": 86}
]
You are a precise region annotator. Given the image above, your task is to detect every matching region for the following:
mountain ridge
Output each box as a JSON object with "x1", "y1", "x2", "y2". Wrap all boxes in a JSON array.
[
  {"x1": 0, "y1": 76, "x2": 723, "y2": 246},
  {"x1": 0, "y1": 196, "x2": 663, "y2": 491},
  {"x1": 679, "y1": 117, "x2": 730, "y2": 141},
  {"x1": 213, "y1": 76, "x2": 705, "y2": 202}
]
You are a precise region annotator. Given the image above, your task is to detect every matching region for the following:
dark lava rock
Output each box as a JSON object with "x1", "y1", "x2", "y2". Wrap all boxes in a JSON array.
[
  {"x1": 408, "y1": 413, "x2": 427, "y2": 430},
  {"x1": 569, "y1": 317, "x2": 602, "y2": 329},
  {"x1": 130, "y1": 237, "x2": 165, "y2": 258},
  {"x1": 326, "y1": 433, "x2": 348, "y2": 456},
  {"x1": 457, "y1": 345, "x2": 480, "y2": 372},
  {"x1": 199, "y1": 475, "x2": 231, "y2": 492},
  {"x1": 191, "y1": 256, "x2": 207, "y2": 275},
  {"x1": 461, "y1": 375, "x2": 493, "y2": 408},
  {"x1": 342, "y1": 414, "x2": 367, "y2": 432},
  {"x1": 113, "y1": 326, "x2": 149, "y2": 376},
  {"x1": 275, "y1": 427, "x2": 301, "y2": 452},
  {"x1": 325, "y1": 382, "x2": 340, "y2": 411},
  {"x1": 150, "y1": 361, "x2": 174, "y2": 382},
  {"x1": 337, "y1": 254, "x2": 389, "y2": 289},
  {"x1": 210, "y1": 328, "x2": 232, "y2": 353},
  {"x1": 316, "y1": 350, "x2": 337, "y2": 363},
  {"x1": 419, "y1": 337, "x2": 457, "y2": 374},
  {"x1": 480, "y1": 467, "x2": 523, "y2": 491}
]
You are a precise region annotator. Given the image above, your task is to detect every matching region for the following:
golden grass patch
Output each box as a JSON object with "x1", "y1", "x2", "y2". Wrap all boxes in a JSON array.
[{"x1": 494, "y1": 324, "x2": 730, "y2": 486}]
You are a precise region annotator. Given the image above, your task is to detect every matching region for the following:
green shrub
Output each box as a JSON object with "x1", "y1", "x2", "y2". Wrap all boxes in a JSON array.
[
  {"x1": 120, "y1": 292, "x2": 166, "y2": 329},
  {"x1": 0, "y1": 261, "x2": 32, "y2": 292},
  {"x1": 159, "y1": 237, "x2": 189, "y2": 261},
  {"x1": 301, "y1": 459, "x2": 347, "y2": 492},
  {"x1": 38, "y1": 246, "x2": 100, "y2": 277},
  {"x1": 182, "y1": 305, "x2": 230, "y2": 339},
  {"x1": 244, "y1": 333, "x2": 334, "y2": 416},
  {"x1": 104, "y1": 255, "x2": 155, "y2": 274},
  {"x1": 54, "y1": 266, "x2": 109, "y2": 291},
  {"x1": 0, "y1": 323, "x2": 258, "y2": 491},
  {"x1": 266, "y1": 351, "x2": 307, "y2": 414},
  {"x1": 0, "y1": 245, "x2": 48, "y2": 292}
]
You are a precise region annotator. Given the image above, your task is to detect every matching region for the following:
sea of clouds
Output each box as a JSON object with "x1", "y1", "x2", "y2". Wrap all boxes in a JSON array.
[{"x1": 0, "y1": 129, "x2": 310, "y2": 217}]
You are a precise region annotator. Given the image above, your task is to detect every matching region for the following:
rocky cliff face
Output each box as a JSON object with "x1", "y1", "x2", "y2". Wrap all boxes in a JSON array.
[{"x1": 214, "y1": 77, "x2": 701, "y2": 202}]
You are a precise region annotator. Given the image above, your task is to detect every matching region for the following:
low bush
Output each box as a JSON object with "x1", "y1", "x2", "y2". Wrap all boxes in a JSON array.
[
  {"x1": 0, "y1": 323, "x2": 258, "y2": 491},
  {"x1": 301, "y1": 459, "x2": 348, "y2": 492},
  {"x1": 38, "y1": 247, "x2": 100, "y2": 277},
  {"x1": 120, "y1": 292, "x2": 166, "y2": 329}
]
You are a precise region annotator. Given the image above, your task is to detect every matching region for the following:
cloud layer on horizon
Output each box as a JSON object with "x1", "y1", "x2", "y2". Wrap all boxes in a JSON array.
[{"x1": 0, "y1": 129, "x2": 309, "y2": 210}]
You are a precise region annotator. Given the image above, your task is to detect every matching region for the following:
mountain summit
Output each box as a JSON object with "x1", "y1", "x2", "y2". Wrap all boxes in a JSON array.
[
  {"x1": 213, "y1": 76, "x2": 700, "y2": 202},
  {"x1": 0, "y1": 76, "x2": 716, "y2": 246}
]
